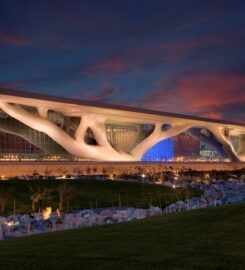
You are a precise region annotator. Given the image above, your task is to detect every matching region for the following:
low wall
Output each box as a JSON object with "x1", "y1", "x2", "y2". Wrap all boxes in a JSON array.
[{"x1": 0, "y1": 161, "x2": 244, "y2": 177}]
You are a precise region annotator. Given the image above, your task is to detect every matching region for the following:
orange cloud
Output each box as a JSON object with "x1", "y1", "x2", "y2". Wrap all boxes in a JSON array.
[
  {"x1": 77, "y1": 81, "x2": 122, "y2": 102},
  {"x1": 140, "y1": 71, "x2": 245, "y2": 122},
  {"x1": 159, "y1": 33, "x2": 237, "y2": 62},
  {"x1": 81, "y1": 31, "x2": 239, "y2": 77},
  {"x1": 83, "y1": 57, "x2": 128, "y2": 77},
  {"x1": 1, "y1": 33, "x2": 31, "y2": 46}
]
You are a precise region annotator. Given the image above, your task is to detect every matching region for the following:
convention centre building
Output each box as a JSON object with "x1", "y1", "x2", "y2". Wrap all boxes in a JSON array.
[{"x1": 0, "y1": 89, "x2": 244, "y2": 163}]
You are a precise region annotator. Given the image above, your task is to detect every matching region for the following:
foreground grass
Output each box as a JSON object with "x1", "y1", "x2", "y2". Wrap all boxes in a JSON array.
[
  {"x1": 0, "y1": 203, "x2": 244, "y2": 270},
  {"x1": 0, "y1": 180, "x2": 200, "y2": 214}
]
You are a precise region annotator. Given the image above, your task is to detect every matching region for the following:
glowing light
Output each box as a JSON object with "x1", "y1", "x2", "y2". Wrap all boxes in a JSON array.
[
  {"x1": 42, "y1": 207, "x2": 52, "y2": 220},
  {"x1": 6, "y1": 221, "x2": 19, "y2": 227}
]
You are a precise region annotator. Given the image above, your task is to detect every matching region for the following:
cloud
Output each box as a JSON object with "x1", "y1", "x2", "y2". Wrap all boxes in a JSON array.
[
  {"x1": 139, "y1": 70, "x2": 245, "y2": 123},
  {"x1": 0, "y1": 82, "x2": 19, "y2": 89},
  {"x1": 159, "y1": 32, "x2": 241, "y2": 62},
  {"x1": 1, "y1": 33, "x2": 31, "y2": 46},
  {"x1": 82, "y1": 56, "x2": 129, "y2": 77},
  {"x1": 80, "y1": 30, "x2": 242, "y2": 79},
  {"x1": 204, "y1": 100, "x2": 245, "y2": 123},
  {"x1": 76, "y1": 81, "x2": 122, "y2": 103}
]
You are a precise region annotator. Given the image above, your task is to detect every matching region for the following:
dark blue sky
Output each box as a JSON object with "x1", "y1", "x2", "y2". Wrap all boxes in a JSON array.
[{"x1": 0, "y1": 0, "x2": 244, "y2": 122}]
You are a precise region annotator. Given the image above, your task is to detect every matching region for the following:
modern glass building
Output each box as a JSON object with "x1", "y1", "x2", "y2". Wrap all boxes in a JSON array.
[{"x1": 0, "y1": 89, "x2": 244, "y2": 162}]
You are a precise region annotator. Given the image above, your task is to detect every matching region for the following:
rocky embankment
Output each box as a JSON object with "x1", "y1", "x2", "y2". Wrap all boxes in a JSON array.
[{"x1": 0, "y1": 179, "x2": 244, "y2": 240}]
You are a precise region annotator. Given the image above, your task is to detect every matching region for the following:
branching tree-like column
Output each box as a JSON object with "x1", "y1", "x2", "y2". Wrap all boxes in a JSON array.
[
  {"x1": 0, "y1": 102, "x2": 196, "y2": 161},
  {"x1": 0, "y1": 102, "x2": 133, "y2": 161},
  {"x1": 208, "y1": 126, "x2": 245, "y2": 162},
  {"x1": 131, "y1": 123, "x2": 194, "y2": 159}
]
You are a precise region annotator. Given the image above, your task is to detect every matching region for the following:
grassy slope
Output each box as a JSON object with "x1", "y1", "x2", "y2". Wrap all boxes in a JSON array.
[
  {"x1": 0, "y1": 180, "x2": 200, "y2": 214},
  {"x1": 0, "y1": 203, "x2": 244, "y2": 270}
]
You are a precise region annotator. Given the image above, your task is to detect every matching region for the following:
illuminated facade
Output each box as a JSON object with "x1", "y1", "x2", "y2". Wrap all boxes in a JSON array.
[{"x1": 0, "y1": 89, "x2": 244, "y2": 162}]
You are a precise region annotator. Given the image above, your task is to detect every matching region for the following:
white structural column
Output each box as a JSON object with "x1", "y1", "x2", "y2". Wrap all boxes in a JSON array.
[
  {"x1": 0, "y1": 97, "x2": 245, "y2": 161},
  {"x1": 131, "y1": 123, "x2": 194, "y2": 159},
  {"x1": 0, "y1": 101, "x2": 197, "y2": 161},
  {"x1": 208, "y1": 126, "x2": 245, "y2": 162},
  {"x1": 74, "y1": 116, "x2": 88, "y2": 143},
  {"x1": 0, "y1": 102, "x2": 134, "y2": 161}
]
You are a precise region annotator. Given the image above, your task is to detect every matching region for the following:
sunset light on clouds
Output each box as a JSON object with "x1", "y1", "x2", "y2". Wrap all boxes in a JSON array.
[{"x1": 0, "y1": 0, "x2": 244, "y2": 123}]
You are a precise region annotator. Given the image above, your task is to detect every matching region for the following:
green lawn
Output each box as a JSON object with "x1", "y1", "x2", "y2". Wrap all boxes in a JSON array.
[
  {"x1": 0, "y1": 180, "x2": 200, "y2": 214},
  {"x1": 0, "y1": 203, "x2": 244, "y2": 270}
]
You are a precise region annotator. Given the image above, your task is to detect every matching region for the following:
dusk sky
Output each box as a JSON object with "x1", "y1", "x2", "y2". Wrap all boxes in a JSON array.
[{"x1": 0, "y1": 0, "x2": 244, "y2": 123}]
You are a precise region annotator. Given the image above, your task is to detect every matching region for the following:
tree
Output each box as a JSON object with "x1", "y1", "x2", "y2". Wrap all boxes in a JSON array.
[
  {"x1": 29, "y1": 186, "x2": 49, "y2": 213},
  {"x1": 0, "y1": 190, "x2": 10, "y2": 214},
  {"x1": 58, "y1": 182, "x2": 75, "y2": 210}
]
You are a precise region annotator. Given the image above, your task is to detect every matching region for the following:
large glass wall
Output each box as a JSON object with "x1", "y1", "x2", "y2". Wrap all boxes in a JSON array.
[
  {"x1": 0, "y1": 107, "x2": 229, "y2": 161},
  {"x1": 142, "y1": 138, "x2": 173, "y2": 161},
  {"x1": 105, "y1": 120, "x2": 154, "y2": 153},
  {"x1": 0, "y1": 109, "x2": 72, "y2": 160},
  {"x1": 172, "y1": 128, "x2": 226, "y2": 162},
  {"x1": 141, "y1": 128, "x2": 226, "y2": 162}
]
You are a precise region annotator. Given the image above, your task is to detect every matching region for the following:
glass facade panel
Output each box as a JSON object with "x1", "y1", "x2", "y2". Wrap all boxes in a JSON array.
[
  {"x1": 142, "y1": 138, "x2": 173, "y2": 161},
  {"x1": 141, "y1": 128, "x2": 226, "y2": 162},
  {"x1": 0, "y1": 109, "x2": 71, "y2": 160},
  {"x1": 0, "y1": 108, "x2": 231, "y2": 162},
  {"x1": 173, "y1": 128, "x2": 226, "y2": 162},
  {"x1": 105, "y1": 120, "x2": 154, "y2": 153}
]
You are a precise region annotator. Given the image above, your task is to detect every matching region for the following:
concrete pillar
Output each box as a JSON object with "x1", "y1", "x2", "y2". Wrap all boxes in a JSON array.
[{"x1": 222, "y1": 143, "x2": 240, "y2": 162}]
